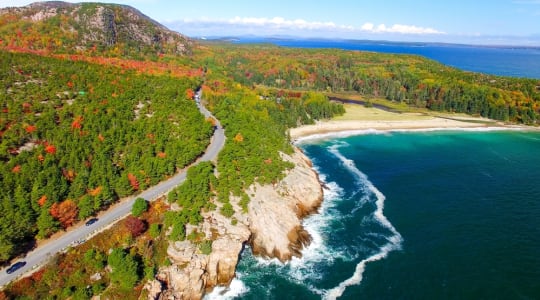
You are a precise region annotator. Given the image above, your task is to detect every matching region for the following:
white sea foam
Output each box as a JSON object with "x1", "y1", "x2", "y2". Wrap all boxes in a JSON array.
[
  {"x1": 204, "y1": 278, "x2": 249, "y2": 300},
  {"x1": 294, "y1": 126, "x2": 526, "y2": 144},
  {"x1": 288, "y1": 179, "x2": 346, "y2": 281},
  {"x1": 323, "y1": 143, "x2": 403, "y2": 299}
]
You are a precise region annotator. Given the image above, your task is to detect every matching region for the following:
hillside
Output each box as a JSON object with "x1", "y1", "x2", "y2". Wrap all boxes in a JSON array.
[
  {"x1": 0, "y1": 1, "x2": 192, "y2": 58},
  {"x1": 198, "y1": 42, "x2": 540, "y2": 124},
  {"x1": 0, "y1": 51, "x2": 213, "y2": 264}
]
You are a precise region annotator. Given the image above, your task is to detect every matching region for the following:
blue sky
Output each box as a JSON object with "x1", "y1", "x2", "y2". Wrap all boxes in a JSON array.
[{"x1": 2, "y1": 0, "x2": 540, "y2": 45}]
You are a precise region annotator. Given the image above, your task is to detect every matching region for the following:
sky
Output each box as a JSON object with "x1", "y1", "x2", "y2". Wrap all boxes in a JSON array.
[{"x1": 1, "y1": 0, "x2": 540, "y2": 45}]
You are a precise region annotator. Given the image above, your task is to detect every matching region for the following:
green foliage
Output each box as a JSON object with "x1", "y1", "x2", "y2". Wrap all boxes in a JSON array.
[
  {"x1": 0, "y1": 51, "x2": 212, "y2": 263},
  {"x1": 239, "y1": 194, "x2": 250, "y2": 213},
  {"x1": 164, "y1": 211, "x2": 186, "y2": 241},
  {"x1": 107, "y1": 248, "x2": 140, "y2": 290},
  {"x1": 221, "y1": 202, "x2": 234, "y2": 218},
  {"x1": 148, "y1": 223, "x2": 161, "y2": 239},
  {"x1": 132, "y1": 197, "x2": 148, "y2": 217},
  {"x1": 165, "y1": 161, "x2": 217, "y2": 241},
  {"x1": 200, "y1": 43, "x2": 540, "y2": 125},
  {"x1": 0, "y1": 2, "x2": 192, "y2": 58},
  {"x1": 199, "y1": 240, "x2": 213, "y2": 255}
]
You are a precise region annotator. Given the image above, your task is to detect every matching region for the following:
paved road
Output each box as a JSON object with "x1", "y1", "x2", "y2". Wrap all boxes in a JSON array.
[{"x1": 0, "y1": 90, "x2": 224, "y2": 288}]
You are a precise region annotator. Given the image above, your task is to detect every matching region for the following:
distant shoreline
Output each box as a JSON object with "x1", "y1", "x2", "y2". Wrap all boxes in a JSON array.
[{"x1": 289, "y1": 105, "x2": 533, "y2": 142}]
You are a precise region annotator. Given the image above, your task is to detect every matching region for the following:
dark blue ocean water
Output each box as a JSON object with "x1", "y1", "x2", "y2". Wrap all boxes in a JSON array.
[
  {"x1": 207, "y1": 130, "x2": 540, "y2": 299},
  {"x1": 234, "y1": 38, "x2": 540, "y2": 79}
]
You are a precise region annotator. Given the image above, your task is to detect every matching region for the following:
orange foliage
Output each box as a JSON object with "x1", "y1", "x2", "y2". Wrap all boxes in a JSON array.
[
  {"x1": 37, "y1": 195, "x2": 47, "y2": 207},
  {"x1": 98, "y1": 133, "x2": 105, "y2": 142},
  {"x1": 127, "y1": 173, "x2": 140, "y2": 191},
  {"x1": 157, "y1": 151, "x2": 167, "y2": 158},
  {"x1": 25, "y1": 124, "x2": 37, "y2": 133},
  {"x1": 50, "y1": 199, "x2": 78, "y2": 228},
  {"x1": 11, "y1": 165, "x2": 21, "y2": 173},
  {"x1": 62, "y1": 168, "x2": 76, "y2": 181},
  {"x1": 206, "y1": 117, "x2": 216, "y2": 126},
  {"x1": 37, "y1": 154, "x2": 44, "y2": 162},
  {"x1": 88, "y1": 186, "x2": 102, "y2": 196},
  {"x1": 233, "y1": 133, "x2": 244, "y2": 143},
  {"x1": 186, "y1": 88, "x2": 195, "y2": 100}
]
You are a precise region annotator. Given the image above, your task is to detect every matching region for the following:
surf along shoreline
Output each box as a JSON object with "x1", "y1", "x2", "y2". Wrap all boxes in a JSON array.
[
  {"x1": 285, "y1": 99, "x2": 535, "y2": 299},
  {"x1": 290, "y1": 98, "x2": 533, "y2": 141}
]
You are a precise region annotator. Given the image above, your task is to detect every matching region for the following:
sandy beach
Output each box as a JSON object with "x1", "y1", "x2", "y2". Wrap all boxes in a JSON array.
[{"x1": 289, "y1": 104, "x2": 518, "y2": 140}]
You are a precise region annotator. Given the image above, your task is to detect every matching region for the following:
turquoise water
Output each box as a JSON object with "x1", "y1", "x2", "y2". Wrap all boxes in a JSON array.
[{"x1": 209, "y1": 130, "x2": 540, "y2": 299}]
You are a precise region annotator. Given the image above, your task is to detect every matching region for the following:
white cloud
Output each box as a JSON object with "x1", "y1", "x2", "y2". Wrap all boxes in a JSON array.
[{"x1": 179, "y1": 16, "x2": 444, "y2": 36}]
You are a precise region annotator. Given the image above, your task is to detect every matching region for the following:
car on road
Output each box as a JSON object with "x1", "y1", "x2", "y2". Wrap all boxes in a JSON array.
[
  {"x1": 6, "y1": 261, "x2": 26, "y2": 274},
  {"x1": 85, "y1": 218, "x2": 98, "y2": 226}
]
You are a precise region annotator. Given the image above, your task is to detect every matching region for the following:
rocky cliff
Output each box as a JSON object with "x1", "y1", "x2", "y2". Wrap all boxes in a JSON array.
[
  {"x1": 146, "y1": 148, "x2": 323, "y2": 299},
  {"x1": 0, "y1": 1, "x2": 192, "y2": 56}
]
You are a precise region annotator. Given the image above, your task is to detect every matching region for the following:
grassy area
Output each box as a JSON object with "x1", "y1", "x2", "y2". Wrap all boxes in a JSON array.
[
  {"x1": 328, "y1": 92, "x2": 499, "y2": 125},
  {"x1": 333, "y1": 104, "x2": 429, "y2": 121}
]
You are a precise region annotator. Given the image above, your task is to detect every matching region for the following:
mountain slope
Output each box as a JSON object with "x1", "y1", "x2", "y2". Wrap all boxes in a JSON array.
[{"x1": 0, "y1": 1, "x2": 192, "y2": 57}]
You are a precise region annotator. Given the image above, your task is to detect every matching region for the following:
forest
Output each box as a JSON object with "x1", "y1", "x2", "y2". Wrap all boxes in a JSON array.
[
  {"x1": 198, "y1": 43, "x2": 540, "y2": 124},
  {"x1": 3, "y1": 12, "x2": 540, "y2": 296},
  {"x1": 0, "y1": 51, "x2": 213, "y2": 263}
]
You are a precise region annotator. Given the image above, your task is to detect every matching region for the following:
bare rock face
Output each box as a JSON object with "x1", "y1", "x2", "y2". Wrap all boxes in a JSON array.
[
  {"x1": 154, "y1": 212, "x2": 250, "y2": 300},
  {"x1": 247, "y1": 148, "x2": 323, "y2": 261},
  {"x1": 150, "y1": 147, "x2": 323, "y2": 299}
]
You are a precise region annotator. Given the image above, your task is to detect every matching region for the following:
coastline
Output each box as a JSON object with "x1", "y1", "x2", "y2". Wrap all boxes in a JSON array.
[{"x1": 289, "y1": 105, "x2": 533, "y2": 141}]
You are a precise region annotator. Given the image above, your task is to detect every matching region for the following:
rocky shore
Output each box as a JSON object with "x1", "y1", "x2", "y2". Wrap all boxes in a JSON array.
[{"x1": 144, "y1": 147, "x2": 323, "y2": 299}]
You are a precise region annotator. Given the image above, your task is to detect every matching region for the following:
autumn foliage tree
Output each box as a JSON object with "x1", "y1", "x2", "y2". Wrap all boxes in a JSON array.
[
  {"x1": 124, "y1": 216, "x2": 146, "y2": 237},
  {"x1": 50, "y1": 199, "x2": 78, "y2": 228},
  {"x1": 127, "y1": 173, "x2": 140, "y2": 191}
]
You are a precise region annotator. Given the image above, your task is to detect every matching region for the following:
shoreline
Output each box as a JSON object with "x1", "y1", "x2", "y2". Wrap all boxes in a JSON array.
[{"x1": 290, "y1": 111, "x2": 533, "y2": 142}]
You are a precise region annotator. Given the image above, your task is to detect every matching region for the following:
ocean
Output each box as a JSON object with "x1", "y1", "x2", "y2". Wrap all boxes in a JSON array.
[
  {"x1": 204, "y1": 40, "x2": 540, "y2": 299},
  {"x1": 233, "y1": 38, "x2": 540, "y2": 79},
  {"x1": 207, "y1": 129, "x2": 540, "y2": 299}
]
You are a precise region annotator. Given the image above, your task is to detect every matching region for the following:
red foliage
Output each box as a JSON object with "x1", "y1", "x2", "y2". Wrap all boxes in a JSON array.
[
  {"x1": 11, "y1": 165, "x2": 21, "y2": 173},
  {"x1": 66, "y1": 81, "x2": 74, "y2": 88},
  {"x1": 124, "y1": 216, "x2": 147, "y2": 237},
  {"x1": 127, "y1": 173, "x2": 140, "y2": 191},
  {"x1": 44, "y1": 144, "x2": 56, "y2": 154},
  {"x1": 25, "y1": 124, "x2": 37, "y2": 133},
  {"x1": 50, "y1": 199, "x2": 78, "y2": 228},
  {"x1": 31, "y1": 269, "x2": 45, "y2": 282},
  {"x1": 8, "y1": 276, "x2": 33, "y2": 297},
  {"x1": 71, "y1": 116, "x2": 83, "y2": 130}
]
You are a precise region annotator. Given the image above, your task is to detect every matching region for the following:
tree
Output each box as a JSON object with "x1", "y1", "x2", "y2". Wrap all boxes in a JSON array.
[
  {"x1": 107, "y1": 248, "x2": 140, "y2": 290},
  {"x1": 148, "y1": 223, "x2": 161, "y2": 239},
  {"x1": 50, "y1": 199, "x2": 78, "y2": 228},
  {"x1": 36, "y1": 209, "x2": 59, "y2": 239},
  {"x1": 131, "y1": 197, "x2": 148, "y2": 217},
  {"x1": 124, "y1": 216, "x2": 147, "y2": 237}
]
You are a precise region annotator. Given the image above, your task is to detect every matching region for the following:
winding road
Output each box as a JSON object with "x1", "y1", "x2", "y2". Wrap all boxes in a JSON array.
[{"x1": 0, "y1": 90, "x2": 225, "y2": 288}]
